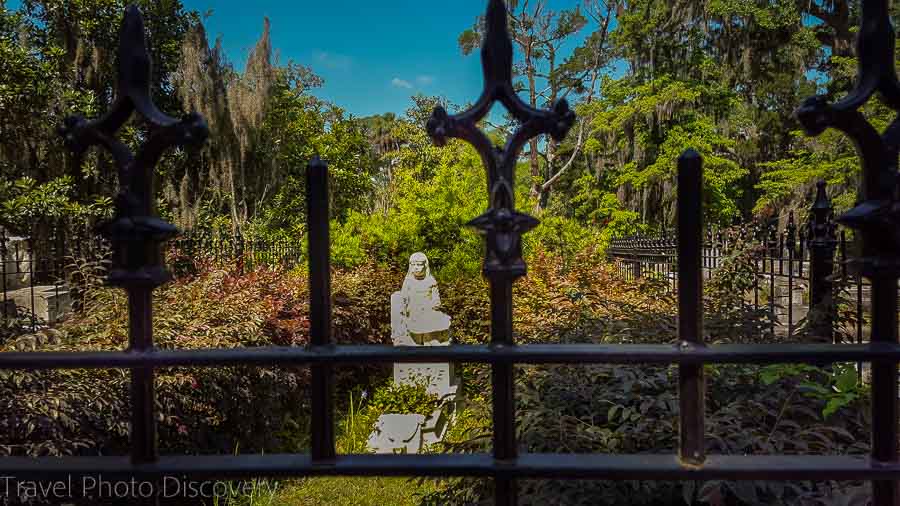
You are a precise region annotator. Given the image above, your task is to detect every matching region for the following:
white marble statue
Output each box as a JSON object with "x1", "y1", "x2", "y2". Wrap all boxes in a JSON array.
[
  {"x1": 391, "y1": 252, "x2": 451, "y2": 346},
  {"x1": 369, "y1": 252, "x2": 460, "y2": 454}
]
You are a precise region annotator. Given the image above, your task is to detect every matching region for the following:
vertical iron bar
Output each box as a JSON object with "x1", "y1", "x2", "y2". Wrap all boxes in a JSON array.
[
  {"x1": 787, "y1": 213, "x2": 797, "y2": 338},
  {"x1": 769, "y1": 226, "x2": 776, "y2": 336},
  {"x1": 809, "y1": 181, "x2": 836, "y2": 342},
  {"x1": 0, "y1": 230, "x2": 7, "y2": 324},
  {"x1": 753, "y1": 246, "x2": 759, "y2": 311},
  {"x1": 871, "y1": 273, "x2": 898, "y2": 503},
  {"x1": 129, "y1": 286, "x2": 156, "y2": 464},
  {"x1": 27, "y1": 238, "x2": 35, "y2": 331},
  {"x1": 307, "y1": 156, "x2": 335, "y2": 462},
  {"x1": 788, "y1": 243, "x2": 794, "y2": 338},
  {"x1": 491, "y1": 279, "x2": 516, "y2": 505},
  {"x1": 677, "y1": 150, "x2": 705, "y2": 466},
  {"x1": 858, "y1": 271, "x2": 864, "y2": 347},
  {"x1": 799, "y1": 229, "x2": 806, "y2": 278}
]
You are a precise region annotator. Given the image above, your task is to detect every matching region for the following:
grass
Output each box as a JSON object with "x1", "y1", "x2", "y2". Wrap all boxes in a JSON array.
[
  {"x1": 270, "y1": 477, "x2": 438, "y2": 506},
  {"x1": 218, "y1": 387, "x2": 448, "y2": 505}
]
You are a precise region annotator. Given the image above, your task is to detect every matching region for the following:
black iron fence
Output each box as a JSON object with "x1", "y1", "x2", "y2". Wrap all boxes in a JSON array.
[
  {"x1": 608, "y1": 181, "x2": 885, "y2": 347},
  {"x1": 167, "y1": 232, "x2": 304, "y2": 273},
  {"x1": 2, "y1": 1, "x2": 900, "y2": 505},
  {"x1": 0, "y1": 226, "x2": 99, "y2": 335},
  {"x1": 1, "y1": 226, "x2": 302, "y2": 336}
]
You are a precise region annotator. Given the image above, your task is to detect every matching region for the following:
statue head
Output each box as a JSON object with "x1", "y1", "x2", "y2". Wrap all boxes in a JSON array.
[{"x1": 408, "y1": 252, "x2": 429, "y2": 280}]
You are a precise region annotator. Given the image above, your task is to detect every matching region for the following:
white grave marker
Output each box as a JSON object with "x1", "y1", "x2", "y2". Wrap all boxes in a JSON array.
[{"x1": 369, "y1": 252, "x2": 460, "y2": 453}]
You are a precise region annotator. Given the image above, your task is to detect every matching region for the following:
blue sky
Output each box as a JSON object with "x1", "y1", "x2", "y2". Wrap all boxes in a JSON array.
[
  {"x1": 181, "y1": 0, "x2": 593, "y2": 118},
  {"x1": 181, "y1": 0, "x2": 480, "y2": 118},
  {"x1": 5, "y1": 0, "x2": 598, "y2": 117}
]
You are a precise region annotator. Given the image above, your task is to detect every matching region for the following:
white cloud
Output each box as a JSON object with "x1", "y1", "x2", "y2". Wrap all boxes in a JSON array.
[
  {"x1": 391, "y1": 77, "x2": 414, "y2": 89},
  {"x1": 416, "y1": 75, "x2": 435, "y2": 86},
  {"x1": 313, "y1": 50, "x2": 352, "y2": 70}
]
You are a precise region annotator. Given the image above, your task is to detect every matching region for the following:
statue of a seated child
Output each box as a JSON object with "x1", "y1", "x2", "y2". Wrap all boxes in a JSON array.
[{"x1": 391, "y1": 252, "x2": 451, "y2": 346}]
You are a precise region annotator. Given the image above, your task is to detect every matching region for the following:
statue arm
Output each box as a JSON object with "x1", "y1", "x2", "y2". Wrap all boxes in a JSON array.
[{"x1": 431, "y1": 285, "x2": 442, "y2": 310}]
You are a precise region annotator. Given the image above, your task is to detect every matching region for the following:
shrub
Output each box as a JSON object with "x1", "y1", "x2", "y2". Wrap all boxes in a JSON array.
[
  {"x1": 421, "y1": 251, "x2": 872, "y2": 506},
  {"x1": 0, "y1": 259, "x2": 402, "y2": 460}
]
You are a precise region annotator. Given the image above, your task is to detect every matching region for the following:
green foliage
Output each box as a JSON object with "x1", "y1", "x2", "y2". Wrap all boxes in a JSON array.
[
  {"x1": 583, "y1": 75, "x2": 747, "y2": 226},
  {"x1": 761, "y1": 363, "x2": 866, "y2": 420},
  {"x1": 368, "y1": 380, "x2": 442, "y2": 417},
  {"x1": 331, "y1": 138, "x2": 486, "y2": 280},
  {"x1": 754, "y1": 92, "x2": 899, "y2": 214},
  {"x1": 0, "y1": 176, "x2": 111, "y2": 232},
  {"x1": 524, "y1": 215, "x2": 602, "y2": 263},
  {"x1": 253, "y1": 96, "x2": 377, "y2": 235}
]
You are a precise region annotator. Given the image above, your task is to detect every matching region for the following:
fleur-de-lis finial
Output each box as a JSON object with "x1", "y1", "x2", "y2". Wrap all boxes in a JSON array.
[
  {"x1": 58, "y1": 5, "x2": 209, "y2": 287},
  {"x1": 426, "y1": 0, "x2": 576, "y2": 278}
]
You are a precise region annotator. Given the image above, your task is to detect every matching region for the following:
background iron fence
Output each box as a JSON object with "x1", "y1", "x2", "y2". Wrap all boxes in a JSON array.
[
  {"x1": 0, "y1": 225, "x2": 95, "y2": 336},
  {"x1": 167, "y1": 232, "x2": 304, "y2": 274},
  {"x1": 607, "y1": 180, "x2": 890, "y2": 384},
  {"x1": 1, "y1": 225, "x2": 303, "y2": 337}
]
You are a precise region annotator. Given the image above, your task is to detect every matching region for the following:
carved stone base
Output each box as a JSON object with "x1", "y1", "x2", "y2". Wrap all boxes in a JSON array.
[
  {"x1": 367, "y1": 400, "x2": 458, "y2": 454},
  {"x1": 367, "y1": 414, "x2": 426, "y2": 454}
]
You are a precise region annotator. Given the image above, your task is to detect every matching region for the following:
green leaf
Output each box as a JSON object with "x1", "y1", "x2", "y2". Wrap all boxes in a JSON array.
[{"x1": 834, "y1": 366, "x2": 858, "y2": 393}]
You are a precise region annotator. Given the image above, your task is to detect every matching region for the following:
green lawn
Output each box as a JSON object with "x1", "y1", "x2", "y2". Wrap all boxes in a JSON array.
[{"x1": 269, "y1": 476, "x2": 437, "y2": 506}]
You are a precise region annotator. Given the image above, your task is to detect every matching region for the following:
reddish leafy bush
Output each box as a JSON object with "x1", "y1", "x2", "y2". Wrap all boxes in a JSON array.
[
  {"x1": 422, "y1": 248, "x2": 872, "y2": 506},
  {"x1": 0, "y1": 260, "x2": 402, "y2": 459}
]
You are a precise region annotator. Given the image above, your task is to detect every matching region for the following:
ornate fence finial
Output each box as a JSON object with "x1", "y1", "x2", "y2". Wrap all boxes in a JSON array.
[
  {"x1": 58, "y1": 5, "x2": 209, "y2": 287},
  {"x1": 808, "y1": 180, "x2": 837, "y2": 246},
  {"x1": 426, "y1": 0, "x2": 575, "y2": 279}
]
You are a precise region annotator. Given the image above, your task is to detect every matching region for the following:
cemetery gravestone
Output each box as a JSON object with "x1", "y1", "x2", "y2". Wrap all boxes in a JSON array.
[
  {"x1": 1, "y1": 234, "x2": 72, "y2": 324},
  {"x1": 368, "y1": 252, "x2": 460, "y2": 453}
]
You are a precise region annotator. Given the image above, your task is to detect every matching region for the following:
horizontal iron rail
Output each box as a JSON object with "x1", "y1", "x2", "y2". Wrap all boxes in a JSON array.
[
  {"x1": 0, "y1": 454, "x2": 895, "y2": 481},
  {"x1": 2, "y1": 343, "x2": 900, "y2": 369}
]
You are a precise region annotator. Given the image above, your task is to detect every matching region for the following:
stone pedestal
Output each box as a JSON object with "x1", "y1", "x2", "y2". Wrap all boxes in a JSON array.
[
  {"x1": 4, "y1": 286, "x2": 72, "y2": 324},
  {"x1": 367, "y1": 402, "x2": 457, "y2": 454},
  {"x1": 367, "y1": 414, "x2": 426, "y2": 454}
]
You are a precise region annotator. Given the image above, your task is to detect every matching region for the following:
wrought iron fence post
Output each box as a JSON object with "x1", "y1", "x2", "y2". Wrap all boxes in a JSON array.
[
  {"x1": 806, "y1": 181, "x2": 837, "y2": 343},
  {"x1": 307, "y1": 156, "x2": 335, "y2": 461},
  {"x1": 57, "y1": 4, "x2": 208, "y2": 486},
  {"x1": 26, "y1": 237, "x2": 36, "y2": 332},
  {"x1": 0, "y1": 229, "x2": 7, "y2": 323},
  {"x1": 797, "y1": 0, "x2": 900, "y2": 501},
  {"x1": 677, "y1": 150, "x2": 705, "y2": 466},
  {"x1": 235, "y1": 232, "x2": 245, "y2": 275},
  {"x1": 787, "y1": 211, "x2": 797, "y2": 337},
  {"x1": 426, "y1": 0, "x2": 575, "y2": 502}
]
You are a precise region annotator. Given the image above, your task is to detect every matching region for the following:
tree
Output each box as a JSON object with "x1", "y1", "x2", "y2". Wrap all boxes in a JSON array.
[{"x1": 459, "y1": 0, "x2": 619, "y2": 210}]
